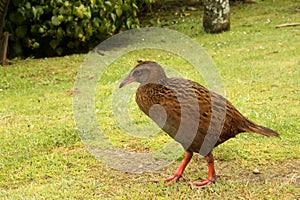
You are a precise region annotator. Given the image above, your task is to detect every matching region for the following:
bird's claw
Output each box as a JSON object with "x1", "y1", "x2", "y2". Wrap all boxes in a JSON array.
[
  {"x1": 149, "y1": 174, "x2": 185, "y2": 185},
  {"x1": 190, "y1": 177, "x2": 215, "y2": 188}
]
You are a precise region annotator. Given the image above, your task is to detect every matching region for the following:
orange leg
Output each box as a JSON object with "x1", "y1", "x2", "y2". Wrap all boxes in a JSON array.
[
  {"x1": 193, "y1": 152, "x2": 216, "y2": 187},
  {"x1": 150, "y1": 151, "x2": 193, "y2": 184}
]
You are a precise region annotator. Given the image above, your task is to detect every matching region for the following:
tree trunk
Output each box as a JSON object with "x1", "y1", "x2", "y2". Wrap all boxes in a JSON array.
[{"x1": 203, "y1": 0, "x2": 230, "y2": 33}]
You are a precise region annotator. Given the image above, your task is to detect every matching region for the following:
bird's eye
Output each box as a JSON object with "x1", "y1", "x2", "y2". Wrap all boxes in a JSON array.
[{"x1": 133, "y1": 69, "x2": 142, "y2": 76}]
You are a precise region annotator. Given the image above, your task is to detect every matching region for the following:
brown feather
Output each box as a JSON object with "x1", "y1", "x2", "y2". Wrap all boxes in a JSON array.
[{"x1": 121, "y1": 61, "x2": 279, "y2": 156}]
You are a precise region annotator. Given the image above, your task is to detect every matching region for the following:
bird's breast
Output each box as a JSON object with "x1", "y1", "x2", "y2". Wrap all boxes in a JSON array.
[{"x1": 135, "y1": 83, "x2": 211, "y2": 150}]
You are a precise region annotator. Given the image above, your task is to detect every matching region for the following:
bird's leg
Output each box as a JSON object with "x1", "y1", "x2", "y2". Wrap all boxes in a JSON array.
[
  {"x1": 193, "y1": 152, "x2": 216, "y2": 187},
  {"x1": 150, "y1": 151, "x2": 193, "y2": 184}
]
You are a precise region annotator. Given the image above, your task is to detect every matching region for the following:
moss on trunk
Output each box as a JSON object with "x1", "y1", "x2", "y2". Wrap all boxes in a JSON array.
[{"x1": 203, "y1": 0, "x2": 230, "y2": 33}]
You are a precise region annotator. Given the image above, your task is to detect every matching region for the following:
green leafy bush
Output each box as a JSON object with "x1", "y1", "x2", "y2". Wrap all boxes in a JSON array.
[{"x1": 5, "y1": 0, "x2": 154, "y2": 58}]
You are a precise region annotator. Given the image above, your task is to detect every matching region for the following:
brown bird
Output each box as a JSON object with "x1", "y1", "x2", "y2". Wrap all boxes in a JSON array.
[{"x1": 119, "y1": 61, "x2": 279, "y2": 187}]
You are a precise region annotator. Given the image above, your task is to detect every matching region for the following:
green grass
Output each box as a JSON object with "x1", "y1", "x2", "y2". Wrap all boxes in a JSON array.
[{"x1": 1, "y1": 0, "x2": 299, "y2": 199}]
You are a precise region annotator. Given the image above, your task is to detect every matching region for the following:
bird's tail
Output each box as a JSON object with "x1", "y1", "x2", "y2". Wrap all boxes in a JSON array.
[{"x1": 242, "y1": 119, "x2": 280, "y2": 137}]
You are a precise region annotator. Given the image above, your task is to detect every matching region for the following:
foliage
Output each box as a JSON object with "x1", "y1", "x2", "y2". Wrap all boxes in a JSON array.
[{"x1": 5, "y1": 0, "x2": 154, "y2": 58}]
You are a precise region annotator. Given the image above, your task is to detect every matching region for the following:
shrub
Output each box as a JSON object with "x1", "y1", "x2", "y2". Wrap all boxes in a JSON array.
[{"x1": 5, "y1": 0, "x2": 154, "y2": 58}]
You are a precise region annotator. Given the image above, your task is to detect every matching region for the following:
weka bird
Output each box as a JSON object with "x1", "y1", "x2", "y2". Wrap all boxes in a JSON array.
[{"x1": 119, "y1": 61, "x2": 279, "y2": 187}]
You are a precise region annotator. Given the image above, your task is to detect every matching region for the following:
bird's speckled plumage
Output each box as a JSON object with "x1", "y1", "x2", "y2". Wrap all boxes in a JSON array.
[{"x1": 119, "y1": 61, "x2": 279, "y2": 187}]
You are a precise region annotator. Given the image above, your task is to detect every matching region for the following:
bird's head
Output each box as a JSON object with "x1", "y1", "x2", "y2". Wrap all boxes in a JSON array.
[{"x1": 119, "y1": 61, "x2": 167, "y2": 88}]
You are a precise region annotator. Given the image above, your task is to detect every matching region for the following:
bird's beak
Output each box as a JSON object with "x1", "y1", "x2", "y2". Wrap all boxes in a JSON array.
[{"x1": 119, "y1": 75, "x2": 136, "y2": 88}]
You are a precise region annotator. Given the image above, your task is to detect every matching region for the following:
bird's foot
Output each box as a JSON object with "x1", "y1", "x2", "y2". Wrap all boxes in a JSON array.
[
  {"x1": 191, "y1": 177, "x2": 215, "y2": 188},
  {"x1": 149, "y1": 173, "x2": 186, "y2": 185}
]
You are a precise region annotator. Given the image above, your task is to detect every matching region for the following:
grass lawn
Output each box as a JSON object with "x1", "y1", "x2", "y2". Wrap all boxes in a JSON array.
[{"x1": 1, "y1": 0, "x2": 299, "y2": 199}]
